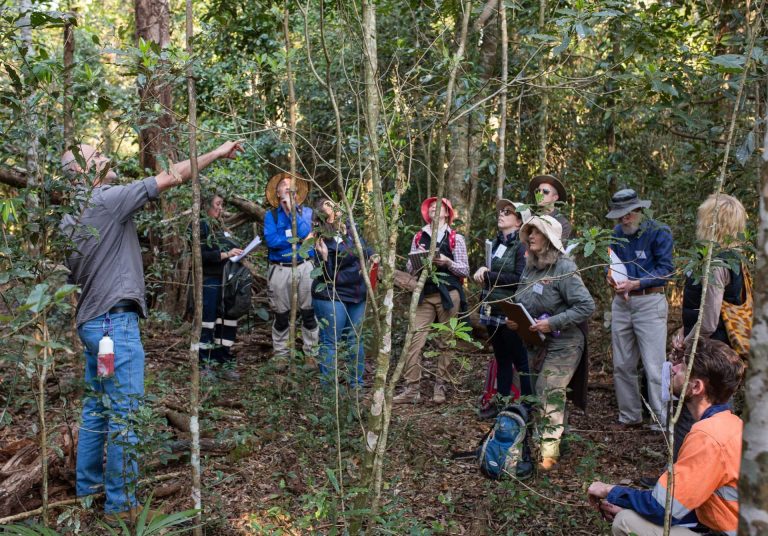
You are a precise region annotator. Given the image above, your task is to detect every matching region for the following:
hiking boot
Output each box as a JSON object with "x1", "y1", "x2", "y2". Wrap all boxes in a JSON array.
[
  {"x1": 638, "y1": 476, "x2": 657, "y2": 489},
  {"x1": 220, "y1": 369, "x2": 240, "y2": 382},
  {"x1": 393, "y1": 385, "x2": 421, "y2": 404},
  {"x1": 538, "y1": 457, "x2": 558, "y2": 471},
  {"x1": 432, "y1": 382, "x2": 446, "y2": 404},
  {"x1": 104, "y1": 505, "x2": 162, "y2": 526},
  {"x1": 517, "y1": 436, "x2": 534, "y2": 480},
  {"x1": 271, "y1": 356, "x2": 289, "y2": 372},
  {"x1": 200, "y1": 367, "x2": 217, "y2": 382}
]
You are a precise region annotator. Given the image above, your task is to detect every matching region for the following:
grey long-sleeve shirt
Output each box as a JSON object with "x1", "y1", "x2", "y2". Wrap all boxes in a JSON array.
[
  {"x1": 514, "y1": 255, "x2": 595, "y2": 352},
  {"x1": 60, "y1": 177, "x2": 159, "y2": 326}
]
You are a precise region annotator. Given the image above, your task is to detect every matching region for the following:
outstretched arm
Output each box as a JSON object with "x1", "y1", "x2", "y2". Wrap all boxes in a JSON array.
[{"x1": 156, "y1": 140, "x2": 244, "y2": 192}]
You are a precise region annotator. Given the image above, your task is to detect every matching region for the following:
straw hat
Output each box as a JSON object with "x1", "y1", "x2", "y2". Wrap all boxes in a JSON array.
[
  {"x1": 420, "y1": 197, "x2": 455, "y2": 225},
  {"x1": 519, "y1": 215, "x2": 565, "y2": 253},
  {"x1": 265, "y1": 172, "x2": 310, "y2": 208}
]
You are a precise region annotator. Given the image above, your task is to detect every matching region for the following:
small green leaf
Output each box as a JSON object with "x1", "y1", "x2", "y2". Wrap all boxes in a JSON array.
[{"x1": 23, "y1": 284, "x2": 50, "y2": 313}]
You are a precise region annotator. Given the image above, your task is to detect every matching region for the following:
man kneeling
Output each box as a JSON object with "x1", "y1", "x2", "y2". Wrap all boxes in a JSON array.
[{"x1": 587, "y1": 338, "x2": 745, "y2": 536}]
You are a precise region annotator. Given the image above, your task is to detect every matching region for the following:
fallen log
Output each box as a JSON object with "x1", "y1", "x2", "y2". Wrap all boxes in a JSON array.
[
  {"x1": 0, "y1": 430, "x2": 74, "y2": 517},
  {"x1": 0, "y1": 471, "x2": 183, "y2": 525}
]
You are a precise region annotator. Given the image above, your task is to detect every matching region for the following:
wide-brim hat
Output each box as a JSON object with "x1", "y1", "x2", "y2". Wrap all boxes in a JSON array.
[
  {"x1": 528, "y1": 174, "x2": 567, "y2": 203},
  {"x1": 496, "y1": 198, "x2": 532, "y2": 224},
  {"x1": 605, "y1": 188, "x2": 651, "y2": 219},
  {"x1": 266, "y1": 172, "x2": 310, "y2": 208},
  {"x1": 420, "y1": 197, "x2": 455, "y2": 224},
  {"x1": 520, "y1": 215, "x2": 565, "y2": 253}
]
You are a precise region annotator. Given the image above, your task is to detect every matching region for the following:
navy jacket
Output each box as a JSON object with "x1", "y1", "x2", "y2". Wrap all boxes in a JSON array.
[
  {"x1": 611, "y1": 219, "x2": 674, "y2": 289},
  {"x1": 312, "y1": 228, "x2": 372, "y2": 304}
]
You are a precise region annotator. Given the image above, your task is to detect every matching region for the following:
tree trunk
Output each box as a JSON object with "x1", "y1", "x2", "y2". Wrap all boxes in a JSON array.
[
  {"x1": 739, "y1": 108, "x2": 768, "y2": 535},
  {"x1": 184, "y1": 0, "x2": 203, "y2": 532},
  {"x1": 447, "y1": 4, "x2": 499, "y2": 233},
  {"x1": 282, "y1": 3, "x2": 302, "y2": 378},
  {"x1": 134, "y1": 0, "x2": 187, "y2": 319},
  {"x1": 134, "y1": 0, "x2": 174, "y2": 174},
  {"x1": 495, "y1": 0, "x2": 508, "y2": 200},
  {"x1": 537, "y1": 0, "x2": 548, "y2": 173},
  {"x1": 62, "y1": 11, "x2": 75, "y2": 148},
  {"x1": 354, "y1": 3, "x2": 473, "y2": 532}
]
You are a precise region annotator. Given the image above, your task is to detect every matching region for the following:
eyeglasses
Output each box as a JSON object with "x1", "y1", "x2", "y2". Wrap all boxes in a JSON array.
[
  {"x1": 536, "y1": 188, "x2": 552, "y2": 195},
  {"x1": 498, "y1": 208, "x2": 515, "y2": 216}
]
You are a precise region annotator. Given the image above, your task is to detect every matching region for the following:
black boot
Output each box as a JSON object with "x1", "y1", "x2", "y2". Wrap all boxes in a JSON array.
[{"x1": 516, "y1": 434, "x2": 534, "y2": 480}]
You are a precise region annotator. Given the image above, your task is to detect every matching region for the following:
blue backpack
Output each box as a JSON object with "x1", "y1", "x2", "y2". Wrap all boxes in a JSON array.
[{"x1": 478, "y1": 404, "x2": 529, "y2": 480}]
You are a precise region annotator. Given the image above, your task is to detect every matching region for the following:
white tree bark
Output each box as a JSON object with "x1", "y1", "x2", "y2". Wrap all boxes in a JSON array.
[{"x1": 738, "y1": 109, "x2": 768, "y2": 535}]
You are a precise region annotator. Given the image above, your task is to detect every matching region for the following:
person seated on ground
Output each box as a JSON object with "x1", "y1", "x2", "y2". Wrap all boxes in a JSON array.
[
  {"x1": 393, "y1": 197, "x2": 469, "y2": 405},
  {"x1": 671, "y1": 193, "x2": 749, "y2": 459},
  {"x1": 527, "y1": 174, "x2": 572, "y2": 242},
  {"x1": 587, "y1": 338, "x2": 745, "y2": 536},
  {"x1": 473, "y1": 198, "x2": 531, "y2": 419},
  {"x1": 312, "y1": 197, "x2": 376, "y2": 391},
  {"x1": 197, "y1": 191, "x2": 243, "y2": 381},
  {"x1": 506, "y1": 215, "x2": 595, "y2": 471},
  {"x1": 263, "y1": 172, "x2": 318, "y2": 369}
]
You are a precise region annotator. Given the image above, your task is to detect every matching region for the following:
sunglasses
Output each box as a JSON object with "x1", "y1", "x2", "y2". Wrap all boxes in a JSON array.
[
  {"x1": 498, "y1": 208, "x2": 515, "y2": 216},
  {"x1": 536, "y1": 188, "x2": 552, "y2": 195}
]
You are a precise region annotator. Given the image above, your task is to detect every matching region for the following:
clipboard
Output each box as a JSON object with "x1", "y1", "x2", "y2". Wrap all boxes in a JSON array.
[
  {"x1": 408, "y1": 250, "x2": 433, "y2": 272},
  {"x1": 498, "y1": 301, "x2": 546, "y2": 346}
]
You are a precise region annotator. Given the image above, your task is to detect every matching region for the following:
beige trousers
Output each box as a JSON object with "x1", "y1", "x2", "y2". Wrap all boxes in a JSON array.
[
  {"x1": 402, "y1": 290, "x2": 460, "y2": 385},
  {"x1": 267, "y1": 260, "x2": 319, "y2": 358},
  {"x1": 612, "y1": 510, "x2": 698, "y2": 536},
  {"x1": 536, "y1": 334, "x2": 584, "y2": 459}
]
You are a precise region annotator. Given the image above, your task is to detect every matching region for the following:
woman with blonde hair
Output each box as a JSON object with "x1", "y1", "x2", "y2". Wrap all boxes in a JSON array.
[
  {"x1": 672, "y1": 193, "x2": 749, "y2": 459},
  {"x1": 681, "y1": 193, "x2": 748, "y2": 349}
]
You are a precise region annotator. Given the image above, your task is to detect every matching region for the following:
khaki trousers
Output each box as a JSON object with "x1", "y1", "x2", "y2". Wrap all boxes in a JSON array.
[
  {"x1": 402, "y1": 290, "x2": 460, "y2": 385},
  {"x1": 612, "y1": 510, "x2": 698, "y2": 536},
  {"x1": 267, "y1": 261, "x2": 319, "y2": 358},
  {"x1": 536, "y1": 334, "x2": 584, "y2": 459},
  {"x1": 611, "y1": 293, "x2": 668, "y2": 425}
]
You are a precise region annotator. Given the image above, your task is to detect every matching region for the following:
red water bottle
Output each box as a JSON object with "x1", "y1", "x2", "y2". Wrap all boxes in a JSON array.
[{"x1": 97, "y1": 334, "x2": 115, "y2": 377}]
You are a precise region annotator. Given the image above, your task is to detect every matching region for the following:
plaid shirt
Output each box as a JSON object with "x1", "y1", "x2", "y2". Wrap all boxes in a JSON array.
[{"x1": 406, "y1": 225, "x2": 469, "y2": 278}]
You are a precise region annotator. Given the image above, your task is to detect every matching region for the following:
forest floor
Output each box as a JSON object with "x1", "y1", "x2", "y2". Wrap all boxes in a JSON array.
[{"x1": 0, "y1": 303, "x2": 671, "y2": 535}]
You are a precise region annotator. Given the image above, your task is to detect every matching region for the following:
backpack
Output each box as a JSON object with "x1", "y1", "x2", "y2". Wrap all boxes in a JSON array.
[
  {"x1": 220, "y1": 261, "x2": 253, "y2": 319},
  {"x1": 720, "y1": 263, "x2": 753, "y2": 360},
  {"x1": 478, "y1": 404, "x2": 529, "y2": 480}
]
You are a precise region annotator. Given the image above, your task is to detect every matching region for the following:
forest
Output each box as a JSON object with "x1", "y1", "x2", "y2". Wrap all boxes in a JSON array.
[{"x1": 0, "y1": 0, "x2": 767, "y2": 534}]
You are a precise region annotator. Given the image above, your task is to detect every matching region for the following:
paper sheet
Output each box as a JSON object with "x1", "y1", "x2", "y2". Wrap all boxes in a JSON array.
[
  {"x1": 608, "y1": 248, "x2": 628, "y2": 283},
  {"x1": 231, "y1": 235, "x2": 262, "y2": 262}
]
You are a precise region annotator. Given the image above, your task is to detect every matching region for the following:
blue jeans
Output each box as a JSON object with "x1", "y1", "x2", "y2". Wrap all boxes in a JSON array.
[
  {"x1": 314, "y1": 298, "x2": 366, "y2": 388},
  {"x1": 76, "y1": 312, "x2": 144, "y2": 514}
]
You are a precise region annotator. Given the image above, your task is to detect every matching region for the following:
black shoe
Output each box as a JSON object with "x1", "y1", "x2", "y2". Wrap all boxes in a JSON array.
[
  {"x1": 478, "y1": 405, "x2": 500, "y2": 420},
  {"x1": 638, "y1": 476, "x2": 657, "y2": 489},
  {"x1": 516, "y1": 435, "x2": 534, "y2": 480},
  {"x1": 516, "y1": 460, "x2": 533, "y2": 480}
]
